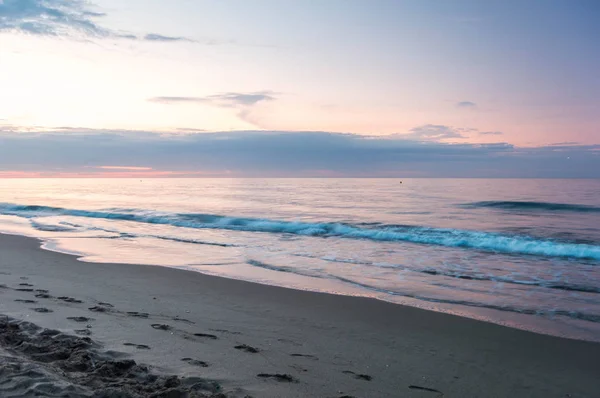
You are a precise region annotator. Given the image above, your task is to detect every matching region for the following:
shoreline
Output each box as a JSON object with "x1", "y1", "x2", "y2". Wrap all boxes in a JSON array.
[
  {"x1": 6, "y1": 227, "x2": 597, "y2": 343},
  {"x1": 1, "y1": 233, "x2": 600, "y2": 397}
]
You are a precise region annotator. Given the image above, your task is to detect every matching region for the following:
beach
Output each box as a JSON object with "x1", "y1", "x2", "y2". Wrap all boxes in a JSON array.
[
  {"x1": 1, "y1": 0, "x2": 599, "y2": 394},
  {"x1": 1, "y1": 233, "x2": 599, "y2": 397}
]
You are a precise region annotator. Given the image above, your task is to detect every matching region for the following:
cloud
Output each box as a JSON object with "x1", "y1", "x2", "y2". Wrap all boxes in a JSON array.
[
  {"x1": 94, "y1": 166, "x2": 153, "y2": 171},
  {"x1": 479, "y1": 131, "x2": 504, "y2": 136},
  {"x1": 0, "y1": 0, "x2": 111, "y2": 37},
  {"x1": 149, "y1": 91, "x2": 277, "y2": 107},
  {"x1": 403, "y1": 124, "x2": 467, "y2": 140},
  {"x1": 175, "y1": 127, "x2": 207, "y2": 133},
  {"x1": 457, "y1": 101, "x2": 477, "y2": 108},
  {"x1": 209, "y1": 92, "x2": 277, "y2": 107},
  {"x1": 141, "y1": 34, "x2": 226, "y2": 45},
  {"x1": 148, "y1": 97, "x2": 209, "y2": 105},
  {"x1": 0, "y1": 0, "x2": 194, "y2": 42},
  {"x1": 399, "y1": 125, "x2": 503, "y2": 141},
  {"x1": 1, "y1": 129, "x2": 599, "y2": 178},
  {"x1": 149, "y1": 91, "x2": 278, "y2": 127},
  {"x1": 143, "y1": 33, "x2": 192, "y2": 43}
]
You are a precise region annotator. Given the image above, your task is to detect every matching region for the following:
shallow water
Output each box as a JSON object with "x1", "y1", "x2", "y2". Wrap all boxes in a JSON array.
[{"x1": 1, "y1": 178, "x2": 599, "y2": 341}]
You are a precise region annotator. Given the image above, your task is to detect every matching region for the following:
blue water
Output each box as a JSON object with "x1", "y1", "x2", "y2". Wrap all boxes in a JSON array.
[
  {"x1": 2, "y1": 203, "x2": 599, "y2": 260},
  {"x1": 0, "y1": 178, "x2": 599, "y2": 341}
]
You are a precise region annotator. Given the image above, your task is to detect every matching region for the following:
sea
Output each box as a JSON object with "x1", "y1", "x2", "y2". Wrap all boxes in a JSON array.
[{"x1": 0, "y1": 178, "x2": 599, "y2": 341}]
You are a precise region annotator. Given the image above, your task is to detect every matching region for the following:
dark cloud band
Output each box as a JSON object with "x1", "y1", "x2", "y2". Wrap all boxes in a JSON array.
[
  {"x1": 0, "y1": 0, "x2": 193, "y2": 42},
  {"x1": 0, "y1": 129, "x2": 597, "y2": 177}
]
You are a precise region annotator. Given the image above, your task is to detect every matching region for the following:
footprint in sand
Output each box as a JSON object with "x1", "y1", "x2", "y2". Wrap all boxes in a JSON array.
[
  {"x1": 35, "y1": 293, "x2": 52, "y2": 299},
  {"x1": 257, "y1": 373, "x2": 298, "y2": 383},
  {"x1": 15, "y1": 288, "x2": 34, "y2": 292},
  {"x1": 58, "y1": 296, "x2": 83, "y2": 303},
  {"x1": 408, "y1": 385, "x2": 444, "y2": 396},
  {"x1": 181, "y1": 358, "x2": 209, "y2": 367},
  {"x1": 343, "y1": 370, "x2": 372, "y2": 381},
  {"x1": 32, "y1": 307, "x2": 53, "y2": 313},
  {"x1": 194, "y1": 332, "x2": 218, "y2": 340},
  {"x1": 15, "y1": 299, "x2": 37, "y2": 304},
  {"x1": 126, "y1": 312, "x2": 149, "y2": 318},
  {"x1": 235, "y1": 344, "x2": 260, "y2": 353},
  {"x1": 36, "y1": 289, "x2": 49, "y2": 294},
  {"x1": 98, "y1": 302, "x2": 114, "y2": 307},
  {"x1": 67, "y1": 316, "x2": 94, "y2": 323},
  {"x1": 18, "y1": 283, "x2": 34, "y2": 287},
  {"x1": 88, "y1": 306, "x2": 110, "y2": 313},
  {"x1": 290, "y1": 353, "x2": 318, "y2": 360},
  {"x1": 123, "y1": 343, "x2": 151, "y2": 350},
  {"x1": 151, "y1": 324, "x2": 172, "y2": 331}
]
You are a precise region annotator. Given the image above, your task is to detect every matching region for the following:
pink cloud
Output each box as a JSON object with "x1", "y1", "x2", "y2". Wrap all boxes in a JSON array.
[
  {"x1": 94, "y1": 166, "x2": 154, "y2": 171},
  {"x1": 0, "y1": 170, "x2": 230, "y2": 178}
]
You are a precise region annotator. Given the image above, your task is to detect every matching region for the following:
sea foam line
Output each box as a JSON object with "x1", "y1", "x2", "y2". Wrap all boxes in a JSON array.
[{"x1": 1, "y1": 202, "x2": 600, "y2": 261}]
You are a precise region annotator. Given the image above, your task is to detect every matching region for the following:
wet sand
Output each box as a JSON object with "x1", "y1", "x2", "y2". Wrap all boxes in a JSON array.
[{"x1": 1, "y1": 233, "x2": 599, "y2": 397}]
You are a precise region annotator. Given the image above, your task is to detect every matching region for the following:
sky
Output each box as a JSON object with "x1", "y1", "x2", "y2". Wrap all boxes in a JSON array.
[{"x1": 0, "y1": 0, "x2": 599, "y2": 177}]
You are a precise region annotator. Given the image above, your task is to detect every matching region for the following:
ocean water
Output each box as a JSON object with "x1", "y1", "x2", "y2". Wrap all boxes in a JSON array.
[{"x1": 1, "y1": 178, "x2": 599, "y2": 341}]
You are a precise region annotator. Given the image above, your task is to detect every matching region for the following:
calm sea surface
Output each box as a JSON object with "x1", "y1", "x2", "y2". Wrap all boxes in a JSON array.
[{"x1": 1, "y1": 178, "x2": 599, "y2": 341}]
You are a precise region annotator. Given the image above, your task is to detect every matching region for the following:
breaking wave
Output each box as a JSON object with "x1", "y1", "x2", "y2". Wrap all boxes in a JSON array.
[
  {"x1": 1, "y1": 202, "x2": 600, "y2": 261},
  {"x1": 464, "y1": 201, "x2": 600, "y2": 213}
]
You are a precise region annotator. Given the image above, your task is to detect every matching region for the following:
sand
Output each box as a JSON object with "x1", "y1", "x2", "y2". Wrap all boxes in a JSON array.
[{"x1": 1, "y1": 233, "x2": 599, "y2": 397}]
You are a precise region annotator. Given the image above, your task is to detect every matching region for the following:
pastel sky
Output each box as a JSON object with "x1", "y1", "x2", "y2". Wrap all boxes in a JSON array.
[{"x1": 0, "y1": 0, "x2": 599, "y2": 177}]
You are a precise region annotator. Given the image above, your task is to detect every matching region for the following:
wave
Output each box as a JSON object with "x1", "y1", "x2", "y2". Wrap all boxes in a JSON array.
[
  {"x1": 29, "y1": 220, "x2": 79, "y2": 232},
  {"x1": 418, "y1": 268, "x2": 600, "y2": 294},
  {"x1": 2, "y1": 202, "x2": 600, "y2": 260},
  {"x1": 246, "y1": 259, "x2": 600, "y2": 324},
  {"x1": 464, "y1": 201, "x2": 600, "y2": 213},
  {"x1": 292, "y1": 253, "x2": 600, "y2": 294},
  {"x1": 332, "y1": 275, "x2": 600, "y2": 323},
  {"x1": 28, "y1": 220, "x2": 236, "y2": 248},
  {"x1": 247, "y1": 259, "x2": 320, "y2": 277}
]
